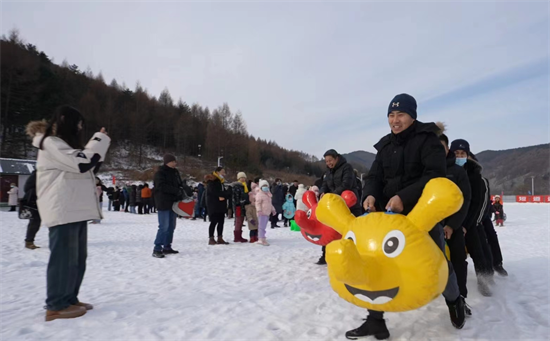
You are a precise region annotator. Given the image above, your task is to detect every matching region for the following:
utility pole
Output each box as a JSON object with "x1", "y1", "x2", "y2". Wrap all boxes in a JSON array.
[{"x1": 531, "y1": 176, "x2": 535, "y2": 195}]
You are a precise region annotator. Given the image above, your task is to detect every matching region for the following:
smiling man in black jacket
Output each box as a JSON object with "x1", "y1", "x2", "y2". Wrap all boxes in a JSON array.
[{"x1": 349, "y1": 94, "x2": 464, "y2": 340}]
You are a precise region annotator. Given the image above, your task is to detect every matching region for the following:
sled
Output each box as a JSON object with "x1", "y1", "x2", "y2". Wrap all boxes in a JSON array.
[{"x1": 172, "y1": 199, "x2": 195, "y2": 218}]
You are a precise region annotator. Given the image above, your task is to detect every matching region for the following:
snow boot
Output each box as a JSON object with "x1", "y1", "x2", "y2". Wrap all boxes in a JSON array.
[
  {"x1": 217, "y1": 236, "x2": 229, "y2": 245},
  {"x1": 233, "y1": 231, "x2": 248, "y2": 243},
  {"x1": 316, "y1": 254, "x2": 327, "y2": 265},
  {"x1": 75, "y1": 302, "x2": 94, "y2": 310},
  {"x1": 446, "y1": 295, "x2": 466, "y2": 329},
  {"x1": 257, "y1": 238, "x2": 270, "y2": 246},
  {"x1": 249, "y1": 236, "x2": 258, "y2": 243},
  {"x1": 494, "y1": 263, "x2": 508, "y2": 277},
  {"x1": 477, "y1": 275, "x2": 493, "y2": 297},
  {"x1": 25, "y1": 241, "x2": 39, "y2": 250},
  {"x1": 45, "y1": 305, "x2": 86, "y2": 322},
  {"x1": 163, "y1": 248, "x2": 179, "y2": 254},
  {"x1": 208, "y1": 237, "x2": 217, "y2": 245},
  {"x1": 345, "y1": 316, "x2": 390, "y2": 340},
  {"x1": 152, "y1": 250, "x2": 165, "y2": 258}
]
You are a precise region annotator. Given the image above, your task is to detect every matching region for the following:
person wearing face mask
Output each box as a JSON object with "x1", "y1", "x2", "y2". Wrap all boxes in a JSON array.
[
  {"x1": 353, "y1": 94, "x2": 464, "y2": 340},
  {"x1": 450, "y1": 139, "x2": 495, "y2": 297},
  {"x1": 438, "y1": 129, "x2": 472, "y2": 315},
  {"x1": 7, "y1": 183, "x2": 19, "y2": 211},
  {"x1": 255, "y1": 180, "x2": 277, "y2": 246}
]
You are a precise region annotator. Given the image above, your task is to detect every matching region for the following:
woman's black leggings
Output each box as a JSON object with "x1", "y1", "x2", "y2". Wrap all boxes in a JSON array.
[{"x1": 209, "y1": 213, "x2": 225, "y2": 238}]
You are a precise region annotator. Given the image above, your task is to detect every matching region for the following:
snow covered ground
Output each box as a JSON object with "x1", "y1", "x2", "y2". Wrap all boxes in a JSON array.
[{"x1": 1, "y1": 203, "x2": 549, "y2": 340}]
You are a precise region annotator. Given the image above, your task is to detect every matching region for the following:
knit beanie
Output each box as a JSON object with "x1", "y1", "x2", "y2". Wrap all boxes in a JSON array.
[
  {"x1": 163, "y1": 154, "x2": 176, "y2": 165},
  {"x1": 237, "y1": 172, "x2": 247, "y2": 180},
  {"x1": 388, "y1": 93, "x2": 417, "y2": 120},
  {"x1": 259, "y1": 179, "x2": 269, "y2": 189},
  {"x1": 449, "y1": 139, "x2": 470, "y2": 155}
]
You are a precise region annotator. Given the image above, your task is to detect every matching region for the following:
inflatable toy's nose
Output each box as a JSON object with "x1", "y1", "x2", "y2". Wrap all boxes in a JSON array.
[{"x1": 327, "y1": 239, "x2": 374, "y2": 287}]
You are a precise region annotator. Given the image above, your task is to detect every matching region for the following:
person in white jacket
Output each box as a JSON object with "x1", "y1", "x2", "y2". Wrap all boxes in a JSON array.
[
  {"x1": 26, "y1": 105, "x2": 110, "y2": 322},
  {"x1": 7, "y1": 184, "x2": 18, "y2": 211},
  {"x1": 294, "y1": 184, "x2": 307, "y2": 212}
]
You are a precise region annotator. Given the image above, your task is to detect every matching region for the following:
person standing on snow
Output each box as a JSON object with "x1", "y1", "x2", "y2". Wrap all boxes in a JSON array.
[
  {"x1": 270, "y1": 178, "x2": 284, "y2": 228},
  {"x1": 7, "y1": 183, "x2": 18, "y2": 211},
  {"x1": 205, "y1": 167, "x2": 230, "y2": 245},
  {"x1": 193, "y1": 182, "x2": 205, "y2": 220},
  {"x1": 355, "y1": 94, "x2": 465, "y2": 340},
  {"x1": 152, "y1": 154, "x2": 192, "y2": 258},
  {"x1": 246, "y1": 182, "x2": 260, "y2": 243},
  {"x1": 450, "y1": 139, "x2": 495, "y2": 297},
  {"x1": 317, "y1": 149, "x2": 363, "y2": 266},
  {"x1": 282, "y1": 193, "x2": 296, "y2": 227},
  {"x1": 438, "y1": 129, "x2": 472, "y2": 314},
  {"x1": 482, "y1": 188, "x2": 508, "y2": 276},
  {"x1": 141, "y1": 183, "x2": 152, "y2": 214},
  {"x1": 255, "y1": 179, "x2": 277, "y2": 246},
  {"x1": 493, "y1": 195, "x2": 505, "y2": 226},
  {"x1": 27, "y1": 105, "x2": 111, "y2": 321},
  {"x1": 128, "y1": 185, "x2": 137, "y2": 214},
  {"x1": 23, "y1": 170, "x2": 42, "y2": 249},
  {"x1": 289, "y1": 180, "x2": 299, "y2": 207},
  {"x1": 232, "y1": 172, "x2": 250, "y2": 243}
]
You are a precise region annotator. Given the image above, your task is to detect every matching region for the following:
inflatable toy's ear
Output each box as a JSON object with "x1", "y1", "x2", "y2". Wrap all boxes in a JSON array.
[
  {"x1": 407, "y1": 178, "x2": 464, "y2": 232},
  {"x1": 316, "y1": 194, "x2": 355, "y2": 234},
  {"x1": 341, "y1": 190, "x2": 357, "y2": 208},
  {"x1": 303, "y1": 191, "x2": 318, "y2": 209}
]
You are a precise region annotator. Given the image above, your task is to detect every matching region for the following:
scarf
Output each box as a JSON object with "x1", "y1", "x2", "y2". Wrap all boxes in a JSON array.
[
  {"x1": 240, "y1": 180, "x2": 249, "y2": 193},
  {"x1": 213, "y1": 171, "x2": 225, "y2": 184}
]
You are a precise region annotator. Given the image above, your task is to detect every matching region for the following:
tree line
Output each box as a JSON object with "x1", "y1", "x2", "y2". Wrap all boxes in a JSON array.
[{"x1": 1, "y1": 30, "x2": 326, "y2": 178}]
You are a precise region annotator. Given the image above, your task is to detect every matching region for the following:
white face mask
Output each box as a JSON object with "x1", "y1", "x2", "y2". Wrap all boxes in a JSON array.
[{"x1": 261, "y1": 187, "x2": 269, "y2": 192}]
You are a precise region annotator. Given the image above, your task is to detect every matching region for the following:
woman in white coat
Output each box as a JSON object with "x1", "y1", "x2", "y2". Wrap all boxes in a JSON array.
[
  {"x1": 7, "y1": 184, "x2": 18, "y2": 211},
  {"x1": 26, "y1": 106, "x2": 110, "y2": 322}
]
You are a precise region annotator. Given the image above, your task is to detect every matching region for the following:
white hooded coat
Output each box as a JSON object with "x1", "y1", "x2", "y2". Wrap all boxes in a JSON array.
[{"x1": 28, "y1": 121, "x2": 111, "y2": 227}]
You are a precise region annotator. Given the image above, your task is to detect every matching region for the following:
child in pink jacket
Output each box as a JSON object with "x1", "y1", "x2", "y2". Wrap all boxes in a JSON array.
[{"x1": 255, "y1": 180, "x2": 276, "y2": 246}]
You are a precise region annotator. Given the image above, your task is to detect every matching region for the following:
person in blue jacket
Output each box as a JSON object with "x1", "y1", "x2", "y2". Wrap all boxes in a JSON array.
[{"x1": 282, "y1": 193, "x2": 296, "y2": 227}]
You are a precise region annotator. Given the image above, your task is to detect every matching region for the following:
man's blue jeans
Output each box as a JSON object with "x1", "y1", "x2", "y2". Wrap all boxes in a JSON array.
[{"x1": 154, "y1": 210, "x2": 177, "y2": 251}]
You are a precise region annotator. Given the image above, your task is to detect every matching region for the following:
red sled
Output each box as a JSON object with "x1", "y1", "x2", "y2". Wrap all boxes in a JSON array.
[{"x1": 172, "y1": 199, "x2": 195, "y2": 218}]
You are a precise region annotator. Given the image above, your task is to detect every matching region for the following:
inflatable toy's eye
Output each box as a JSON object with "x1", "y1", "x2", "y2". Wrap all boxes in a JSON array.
[
  {"x1": 344, "y1": 231, "x2": 356, "y2": 244},
  {"x1": 382, "y1": 230, "x2": 405, "y2": 258},
  {"x1": 306, "y1": 209, "x2": 312, "y2": 219}
]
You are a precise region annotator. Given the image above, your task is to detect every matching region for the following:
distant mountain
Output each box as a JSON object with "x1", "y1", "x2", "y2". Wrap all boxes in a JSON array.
[
  {"x1": 342, "y1": 144, "x2": 550, "y2": 195},
  {"x1": 476, "y1": 143, "x2": 550, "y2": 195},
  {"x1": 341, "y1": 150, "x2": 377, "y2": 173}
]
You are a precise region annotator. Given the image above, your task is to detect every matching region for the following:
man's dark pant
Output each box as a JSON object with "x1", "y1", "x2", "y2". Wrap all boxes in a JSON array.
[
  {"x1": 464, "y1": 224, "x2": 493, "y2": 275},
  {"x1": 482, "y1": 217, "x2": 503, "y2": 267},
  {"x1": 46, "y1": 221, "x2": 87, "y2": 311},
  {"x1": 154, "y1": 210, "x2": 177, "y2": 251},
  {"x1": 447, "y1": 227, "x2": 468, "y2": 297},
  {"x1": 476, "y1": 222, "x2": 494, "y2": 275},
  {"x1": 25, "y1": 217, "x2": 41, "y2": 242}
]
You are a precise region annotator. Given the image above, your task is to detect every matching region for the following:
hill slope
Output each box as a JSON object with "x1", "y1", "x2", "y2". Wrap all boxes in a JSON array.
[{"x1": 342, "y1": 144, "x2": 550, "y2": 195}]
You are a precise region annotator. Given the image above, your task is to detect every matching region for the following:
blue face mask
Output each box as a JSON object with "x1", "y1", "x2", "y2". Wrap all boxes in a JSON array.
[
  {"x1": 455, "y1": 158, "x2": 467, "y2": 167},
  {"x1": 261, "y1": 187, "x2": 269, "y2": 192}
]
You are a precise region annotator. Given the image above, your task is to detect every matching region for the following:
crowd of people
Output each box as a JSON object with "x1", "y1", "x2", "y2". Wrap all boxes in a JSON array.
[{"x1": 17, "y1": 94, "x2": 510, "y2": 339}]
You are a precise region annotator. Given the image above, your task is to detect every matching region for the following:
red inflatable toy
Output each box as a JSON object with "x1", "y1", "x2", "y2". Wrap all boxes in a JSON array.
[{"x1": 294, "y1": 190, "x2": 357, "y2": 246}]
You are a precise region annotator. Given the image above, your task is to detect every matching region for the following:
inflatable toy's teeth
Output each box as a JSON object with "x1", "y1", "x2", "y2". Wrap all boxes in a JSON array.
[
  {"x1": 344, "y1": 284, "x2": 399, "y2": 305},
  {"x1": 305, "y1": 232, "x2": 322, "y2": 242}
]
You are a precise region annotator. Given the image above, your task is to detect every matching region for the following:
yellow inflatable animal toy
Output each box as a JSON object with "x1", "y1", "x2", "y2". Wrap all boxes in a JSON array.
[{"x1": 316, "y1": 178, "x2": 463, "y2": 312}]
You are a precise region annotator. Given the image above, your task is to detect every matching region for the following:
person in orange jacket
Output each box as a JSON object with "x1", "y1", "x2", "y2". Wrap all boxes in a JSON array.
[{"x1": 141, "y1": 183, "x2": 152, "y2": 214}]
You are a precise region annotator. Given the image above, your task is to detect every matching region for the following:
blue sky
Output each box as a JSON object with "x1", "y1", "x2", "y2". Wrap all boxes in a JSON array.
[{"x1": 2, "y1": 1, "x2": 548, "y2": 157}]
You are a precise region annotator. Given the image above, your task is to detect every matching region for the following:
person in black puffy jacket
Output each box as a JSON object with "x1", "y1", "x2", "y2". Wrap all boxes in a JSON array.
[
  {"x1": 349, "y1": 94, "x2": 464, "y2": 340},
  {"x1": 151, "y1": 154, "x2": 192, "y2": 258},
  {"x1": 205, "y1": 167, "x2": 230, "y2": 245}
]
